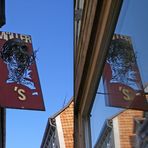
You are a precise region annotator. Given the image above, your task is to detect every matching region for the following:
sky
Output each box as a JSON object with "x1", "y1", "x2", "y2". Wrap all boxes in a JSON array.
[{"x1": 1, "y1": 0, "x2": 73, "y2": 148}]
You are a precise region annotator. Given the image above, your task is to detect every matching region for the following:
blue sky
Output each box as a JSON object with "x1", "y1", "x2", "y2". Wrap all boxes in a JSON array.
[{"x1": 1, "y1": 0, "x2": 73, "y2": 147}]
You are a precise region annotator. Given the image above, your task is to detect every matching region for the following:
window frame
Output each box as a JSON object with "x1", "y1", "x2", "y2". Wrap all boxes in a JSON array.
[{"x1": 74, "y1": 0, "x2": 123, "y2": 147}]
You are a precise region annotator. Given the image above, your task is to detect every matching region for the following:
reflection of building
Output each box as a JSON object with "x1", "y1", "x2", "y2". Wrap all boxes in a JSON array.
[
  {"x1": 134, "y1": 112, "x2": 148, "y2": 148},
  {"x1": 94, "y1": 109, "x2": 143, "y2": 148},
  {"x1": 103, "y1": 34, "x2": 148, "y2": 110},
  {"x1": 41, "y1": 98, "x2": 73, "y2": 148},
  {"x1": 74, "y1": 0, "x2": 148, "y2": 147}
]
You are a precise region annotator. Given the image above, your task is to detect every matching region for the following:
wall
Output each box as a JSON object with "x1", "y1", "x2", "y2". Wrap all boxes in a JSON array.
[
  {"x1": 117, "y1": 109, "x2": 143, "y2": 148},
  {"x1": 60, "y1": 101, "x2": 74, "y2": 148}
]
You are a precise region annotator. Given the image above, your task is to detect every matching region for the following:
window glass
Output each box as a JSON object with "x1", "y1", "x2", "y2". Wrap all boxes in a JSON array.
[
  {"x1": 90, "y1": 0, "x2": 148, "y2": 147},
  {"x1": 115, "y1": 0, "x2": 148, "y2": 89},
  {"x1": 90, "y1": 78, "x2": 122, "y2": 147}
]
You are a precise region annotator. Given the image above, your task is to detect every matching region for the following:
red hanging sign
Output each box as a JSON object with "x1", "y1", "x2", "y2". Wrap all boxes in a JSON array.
[
  {"x1": 0, "y1": 31, "x2": 45, "y2": 111},
  {"x1": 103, "y1": 34, "x2": 148, "y2": 111}
]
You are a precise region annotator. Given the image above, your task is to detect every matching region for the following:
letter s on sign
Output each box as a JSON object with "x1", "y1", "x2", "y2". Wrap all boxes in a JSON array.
[
  {"x1": 122, "y1": 89, "x2": 131, "y2": 101},
  {"x1": 18, "y1": 89, "x2": 26, "y2": 101},
  {"x1": 119, "y1": 86, "x2": 134, "y2": 101}
]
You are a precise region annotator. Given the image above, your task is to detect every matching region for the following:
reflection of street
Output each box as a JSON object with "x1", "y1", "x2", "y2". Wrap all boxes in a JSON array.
[
  {"x1": 106, "y1": 35, "x2": 142, "y2": 91},
  {"x1": 105, "y1": 62, "x2": 143, "y2": 90},
  {"x1": 103, "y1": 57, "x2": 148, "y2": 111},
  {"x1": 94, "y1": 109, "x2": 144, "y2": 148},
  {"x1": 144, "y1": 84, "x2": 148, "y2": 103},
  {"x1": 118, "y1": 86, "x2": 135, "y2": 101}
]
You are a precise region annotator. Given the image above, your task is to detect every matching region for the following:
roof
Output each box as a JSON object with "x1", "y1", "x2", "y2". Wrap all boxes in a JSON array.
[
  {"x1": 41, "y1": 97, "x2": 73, "y2": 147},
  {"x1": 94, "y1": 119, "x2": 112, "y2": 148},
  {"x1": 50, "y1": 97, "x2": 73, "y2": 119},
  {"x1": 94, "y1": 109, "x2": 131, "y2": 147},
  {"x1": 40, "y1": 118, "x2": 56, "y2": 148},
  {"x1": 107, "y1": 109, "x2": 125, "y2": 120}
]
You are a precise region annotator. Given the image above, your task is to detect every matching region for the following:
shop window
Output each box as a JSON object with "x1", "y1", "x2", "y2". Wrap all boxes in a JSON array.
[
  {"x1": 90, "y1": 78, "x2": 122, "y2": 147},
  {"x1": 115, "y1": 0, "x2": 148, "y2": 89},
  {"x1": 90, "y1": 0, "x2": 148, "y2": 147}
]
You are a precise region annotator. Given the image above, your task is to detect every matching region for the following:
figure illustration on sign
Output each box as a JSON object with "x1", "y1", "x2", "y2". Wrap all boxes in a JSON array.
[
  {"x1": 0, "y1": 38, "x2": 38, "y2": 95},
  {"x1": 106, "y1": 35, "x2": 142, "y2": 91},
  {"x1": 103, "y1": 35, "x2": 148, "y2": 110}
]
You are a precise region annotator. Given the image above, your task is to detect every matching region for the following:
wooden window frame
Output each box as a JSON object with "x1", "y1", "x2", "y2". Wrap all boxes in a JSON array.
[{"x1": 74, "y1": 0, "x2": 123, "y2": 147}]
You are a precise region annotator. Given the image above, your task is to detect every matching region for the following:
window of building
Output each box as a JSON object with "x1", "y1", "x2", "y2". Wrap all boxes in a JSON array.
[
  {"x1": 90, "y1": 78, "x2": 122, "y2": 147},
  {"x1": 90, "y1": 0, "x2": 148, "y2": 147}
]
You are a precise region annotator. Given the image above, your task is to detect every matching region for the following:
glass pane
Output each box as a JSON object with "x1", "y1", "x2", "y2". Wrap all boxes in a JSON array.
[
  {"x1": 90, "y1": 78, "x2": 122, "y2": 147},
  {"x1": 90, "y1": 0, "x2": 148, "y2": 147},
  {"x1": 115, "y1": 0, "x2": 148, "y2": 90}
]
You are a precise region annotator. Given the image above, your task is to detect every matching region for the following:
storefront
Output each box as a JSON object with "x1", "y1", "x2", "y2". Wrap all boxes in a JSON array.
[{"x1": 74, "y1": 0, "x2": 148, "y2": 147}]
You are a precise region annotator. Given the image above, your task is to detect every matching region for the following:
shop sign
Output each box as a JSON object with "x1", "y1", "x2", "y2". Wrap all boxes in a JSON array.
[
  {"x1": 0, "y1": 31, "x2": 45, "y2": 111},
  {"x1": 103, "y1": 34, "x2": 148, "y2": 111}
]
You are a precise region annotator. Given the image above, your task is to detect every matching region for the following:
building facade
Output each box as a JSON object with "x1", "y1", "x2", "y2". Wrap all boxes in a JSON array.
[
  {"x1": 94, "y1": 109, "x2": 144, "y2": 148},
  {"x1": 41, "y1": 99, "x2": 73, "y2": 148}
]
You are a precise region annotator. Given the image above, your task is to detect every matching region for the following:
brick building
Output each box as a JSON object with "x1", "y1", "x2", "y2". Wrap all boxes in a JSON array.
[
  {"x1": 94, "y1": 109, "x2": 144, "y2": 148},
  {"x1": 41, "y1": 98, "x2": 73, "y2": 148}
]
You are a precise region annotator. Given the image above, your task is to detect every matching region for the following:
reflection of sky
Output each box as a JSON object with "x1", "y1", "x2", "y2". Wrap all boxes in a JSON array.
[
  {"x1": 91, "y1": 0, "x2": 148, "y2": 147},
  {"x1": 90, "y1": 78, "x2": 122, "y2": 147},
  {"x1": 115, "y1": 0, "x2": 148, "y2": 87}
]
